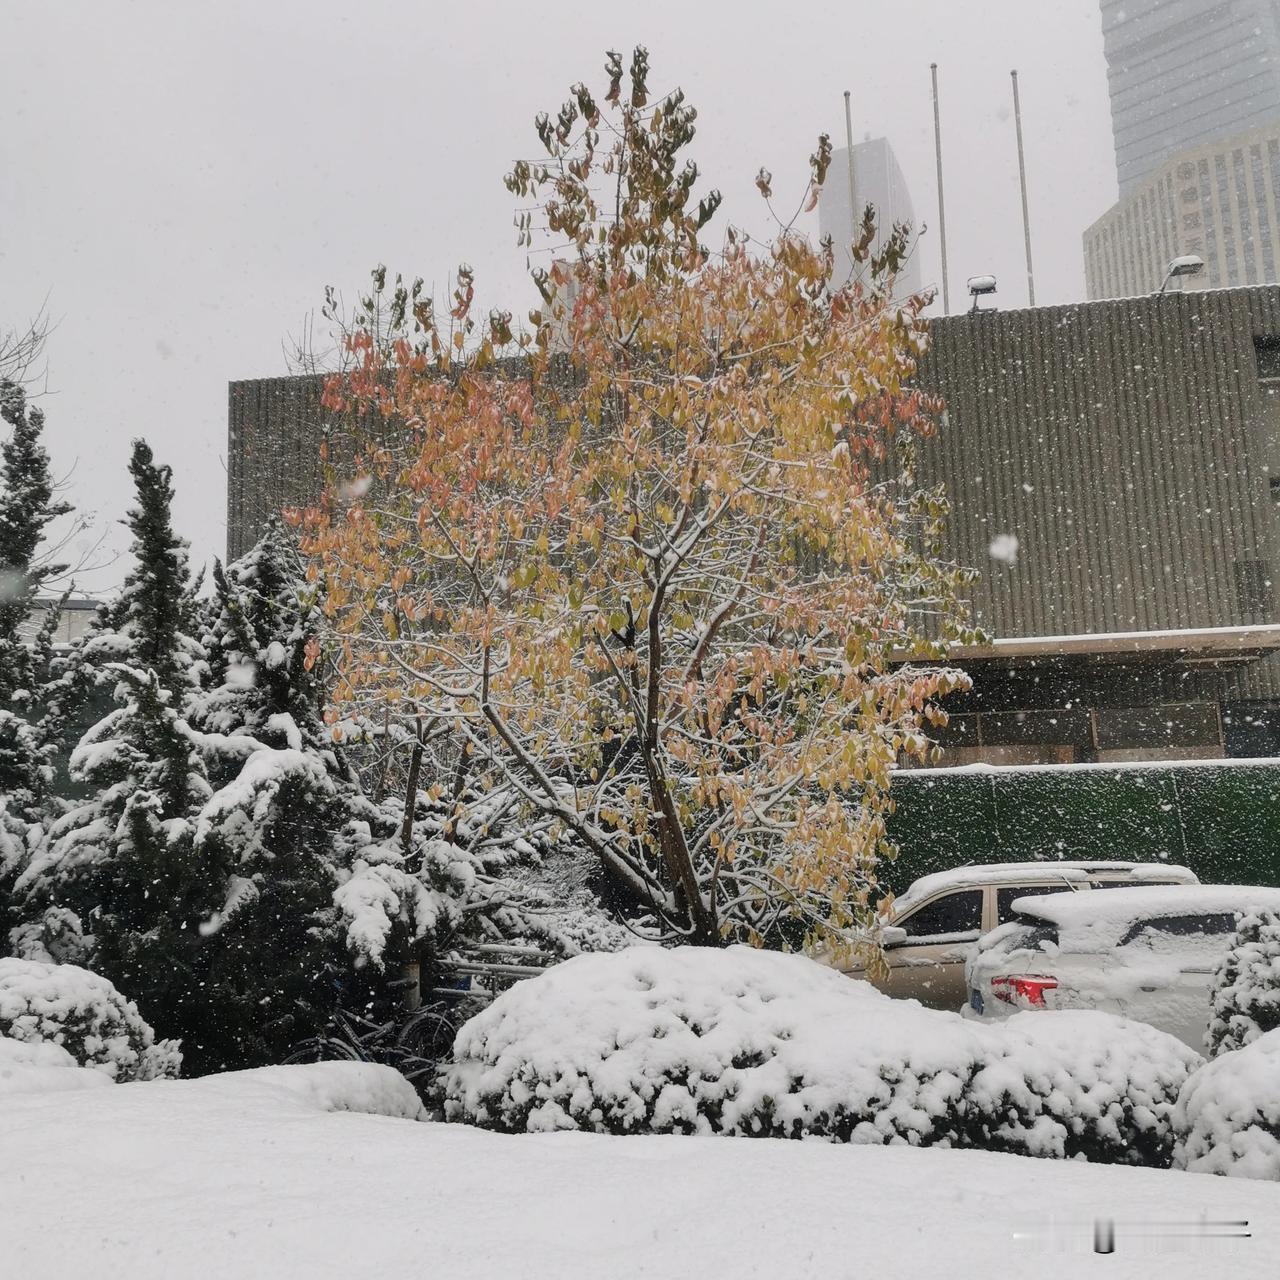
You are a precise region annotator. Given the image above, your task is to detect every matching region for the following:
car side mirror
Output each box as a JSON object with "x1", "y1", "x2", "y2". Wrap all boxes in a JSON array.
[{"x1": 881, "y1": 925, "x2": 908, "y2": 949}]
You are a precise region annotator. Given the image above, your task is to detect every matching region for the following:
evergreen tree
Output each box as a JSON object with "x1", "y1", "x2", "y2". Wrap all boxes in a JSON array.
[
  {"x1": 185, "y1": 519, "x2": 387, "y2": 1071},
  {"x1": 0, "y1": 381, "x2": 72, "y2": 822},
  {"x1": 1207, "y1": 909, "x2": 1280, "y2": 1057},
  {"x1": 17, "y1": 440, "x2": 214, "y2": 1049}
]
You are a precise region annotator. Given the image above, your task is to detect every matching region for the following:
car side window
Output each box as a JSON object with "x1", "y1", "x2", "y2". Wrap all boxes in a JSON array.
[
  {"x1": 1118, "y1": 912, "x2": 1239, "y2": 946},
  {"x1": 897, "y1": 889, "x2": 983, "y2": 943},
  {"x1": 996, "y1": 883, "x2": 1077, "y2": 923}
]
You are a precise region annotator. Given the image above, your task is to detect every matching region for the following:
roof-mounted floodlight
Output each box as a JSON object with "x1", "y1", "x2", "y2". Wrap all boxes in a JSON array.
[
  {"x1": 967, "y1": 274, "x2": 997, "y2": 314},
  {"x1": 1158, "y1": 254, "x2": 1204, "y2": 295}
]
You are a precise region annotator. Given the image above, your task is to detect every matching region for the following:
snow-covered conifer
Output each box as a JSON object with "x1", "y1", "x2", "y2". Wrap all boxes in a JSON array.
[
  {"x1": 1206, "y1": 909, "x2": 1280, "y2": 1057},
  {"x1": 0, "y1": 381, "x2": 72, "y2": 824},
  {"x1": 183, "y1": 520, "x2": 389, "y2": 1070},
  {"x1": 16, "y1": 441, "x2": 213, "y2": 1053}
]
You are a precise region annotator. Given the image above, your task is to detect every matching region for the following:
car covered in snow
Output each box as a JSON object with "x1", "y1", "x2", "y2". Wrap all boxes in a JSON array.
[
  {"x1": 965, "y1": 883, "x2": 1280, "y2": 1049},
  {"x1": 827, "y1": 860, "x2": 1198, "y2": 1010}
]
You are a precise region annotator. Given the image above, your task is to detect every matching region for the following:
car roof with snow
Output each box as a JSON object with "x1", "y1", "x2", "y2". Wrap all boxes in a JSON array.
[
  {"x1": 891, "y1": 860, "x2": 1197, "y2": 913},
  {"x1": 1008, "y1": 884, "x2": 1280, "y2": 946}
]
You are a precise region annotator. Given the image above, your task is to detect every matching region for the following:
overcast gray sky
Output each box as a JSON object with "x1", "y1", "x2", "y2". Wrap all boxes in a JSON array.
[{"x1": 1, "y1": 0, "x2": 1115, "y2": 592}]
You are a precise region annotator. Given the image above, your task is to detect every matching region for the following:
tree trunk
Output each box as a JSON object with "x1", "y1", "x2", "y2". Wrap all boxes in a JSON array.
[
  {"x1": 641, "y1": 745, "x2": 719, "y2": 945},
  {"x1": 401, "y1": 738, "x2": 424, "y2": 869},
  {"x1": 398, "y1": 729, "x2": 426, "y2": 1011}
]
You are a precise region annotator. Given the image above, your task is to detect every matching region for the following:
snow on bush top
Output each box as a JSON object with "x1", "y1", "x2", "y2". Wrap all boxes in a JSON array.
[
  {"x1": 442, "y1": 945, "x2": 1200, "y2": 1163},
  {"x1": 1174, "y1": 1026, "x2": 1280, "y2": 1179},
  {"x1": 0, "y1": 1035, "x2": 112, "y2": 1097},
  {"x1": 1206, "y1": 909, "x2": 1280, "y2": 1058},
  {"x1": 447, "y1": 945, "x2": 978, "y2": 1142},
  {"x1": 0, "y1": 959, "x2": 181, "y2": 1081}
]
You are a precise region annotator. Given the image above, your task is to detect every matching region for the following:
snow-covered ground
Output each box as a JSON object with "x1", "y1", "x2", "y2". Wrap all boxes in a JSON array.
[{"x1": 1, "y1": 1063, "x2": 1276, "y2": 1279}]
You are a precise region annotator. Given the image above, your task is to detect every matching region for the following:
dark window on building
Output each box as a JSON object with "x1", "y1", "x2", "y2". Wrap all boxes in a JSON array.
[
  {"x1": 980, "y1": 707, "x2": 1092, "y2": 749},
  {"x1": 1255, "y1": 338, "x2": 1280, "y2": 504},
  {"x1": 1200, "y1": 157, "x2": 1219, "y2": 285},
  {"x1": 1219, "y1": 155, "x2": 1238, "y2": 283},
  {"x1": 1094, "y1": 703, "x2": 1222, "y2": 751},
  {"x1": 898, "y1": 890, "x2": 983, "y2": 942},
  {"x1": 1252, "y1": 145, "x2": 1275, "y2": 281},
  {"x1": 1234, "y1": 149, "x2": 1256, "y2": 281}
]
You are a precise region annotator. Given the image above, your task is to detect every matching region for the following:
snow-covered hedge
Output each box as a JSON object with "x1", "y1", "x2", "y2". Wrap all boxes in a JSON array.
[
  {"x1": 967, "y1": 1010, "x2": 1199, "y2": 1166},
  {"x1": 0, "y1": 959, "x2": 181, "y2": 1081},
  {"x1": 441, "y1": 946, "x2": 1198, "y2": 1165},
  {"x1": 1206, "y1": 909, "x2": 1280, "y2": 1058},
  {"x1": 1174, "y1": 1027, "x2": 1280, "y2": 1179}
]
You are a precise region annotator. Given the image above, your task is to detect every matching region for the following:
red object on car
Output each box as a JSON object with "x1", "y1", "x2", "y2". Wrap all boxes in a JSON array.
[{"x1": 990, "y1": 975, "x2": 1058, "y2": 1008}]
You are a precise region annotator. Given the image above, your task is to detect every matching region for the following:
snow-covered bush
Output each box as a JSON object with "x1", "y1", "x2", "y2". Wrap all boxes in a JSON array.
[
  {"x1": 0, "y1": 1035, "x2": 111, "y2": 1097},
  {"x1": 1173, "y1": 1027, "x2": 1280, "y2": 1179},
  {"x1": 1206, "y1": 909, "x2": 1280, "y2": 1058},
  {"x1": 443, "y1": 945, "x2": 977, "y2": 1142},
  {"x1": 966, "y1": 1010, "x2": 1200, "y2": 1166},
  {"x1": 441, "y1": 946, "x2": 1196, "y2": 1164},
  {"x1": 0, "y1": 958, "x2": 181, "y2": 1081}
]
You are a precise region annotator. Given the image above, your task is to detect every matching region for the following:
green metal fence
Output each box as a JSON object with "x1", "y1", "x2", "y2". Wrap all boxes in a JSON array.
[{"x1": 883, "y1": 759, "x2": 1280, "y2": 894}]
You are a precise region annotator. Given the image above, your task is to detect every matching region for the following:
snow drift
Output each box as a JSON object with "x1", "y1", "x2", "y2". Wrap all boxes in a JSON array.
[
  {"x1": 0, "y1": 1035, "x2": 111, "y2": 1097},
  {"x1": 187, "y1": 1060, "x2": 428, "y2": 1121}
]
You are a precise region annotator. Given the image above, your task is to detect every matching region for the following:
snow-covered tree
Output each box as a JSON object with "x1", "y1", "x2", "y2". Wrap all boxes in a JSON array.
[
  {"x1": 300, "y1": 51, "x2": 973, "y2": 954},
  {"x1": 1206, "y1": 909, "x2": 1280, "y2": 1058},
  {"x1": 0, "y1": 381, "x2": 72, "y2": 823},
  {"x1": 16, "y1": 440, "x2": 213, "y2": 1052},
  {"x1": 182, "y1": 520, "x2": 395, "y2": 1070},
  {"x1": 335, "y1": 783, "x2": 632, "y2": 982}
]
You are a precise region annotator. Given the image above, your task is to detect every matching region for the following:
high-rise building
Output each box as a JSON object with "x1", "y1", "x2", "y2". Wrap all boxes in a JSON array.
[
  {"x1": 817, "y1": 137, "x2": 923, "y2": 300},
  {"x1": 1085, "y1": 123, "x2": 1280, "y2": 297},
  {"x1": 1102, "y1": 0, "x2": 1280, "y2": 194},
  {"x1": 1086, "y1": 0, "x2": 1280, "y2": 297}
]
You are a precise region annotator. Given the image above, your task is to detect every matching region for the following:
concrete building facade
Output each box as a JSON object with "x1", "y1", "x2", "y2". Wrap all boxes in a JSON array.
[
  {"x1": 914, "y1": 285, "x2": 1280, "y2": 764},
  {"x1": 227, "y1": 285, "x2": 1280, "y2": 765}
]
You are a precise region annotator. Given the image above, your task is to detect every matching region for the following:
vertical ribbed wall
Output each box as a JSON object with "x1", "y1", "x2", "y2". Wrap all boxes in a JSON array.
[
  {"x1": 918, "y1": 286, "x2": 1280, "y2": 641},
  {"x1": 227, "y1": 287, "x2": 1280, "y2": 698}
]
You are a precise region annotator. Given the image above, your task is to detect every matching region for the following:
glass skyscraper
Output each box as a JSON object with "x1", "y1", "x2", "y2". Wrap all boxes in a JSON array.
[{"x1": 1102, "y1": 0, "x2": 1280, "y2": 193}]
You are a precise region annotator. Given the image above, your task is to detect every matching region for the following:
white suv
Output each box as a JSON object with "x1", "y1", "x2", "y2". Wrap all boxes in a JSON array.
[
  {"x1": 966, "y1": 883, "x2": 1280, "y2": 1048},
  {"x1": 829, "y1": 860, "x2": 1198, "y2": 1010}
]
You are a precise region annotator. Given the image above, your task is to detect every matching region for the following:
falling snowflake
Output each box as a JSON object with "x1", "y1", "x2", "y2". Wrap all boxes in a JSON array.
[{"x1": 988, "y1": 533, "x2": 1019, "y2": 565}]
